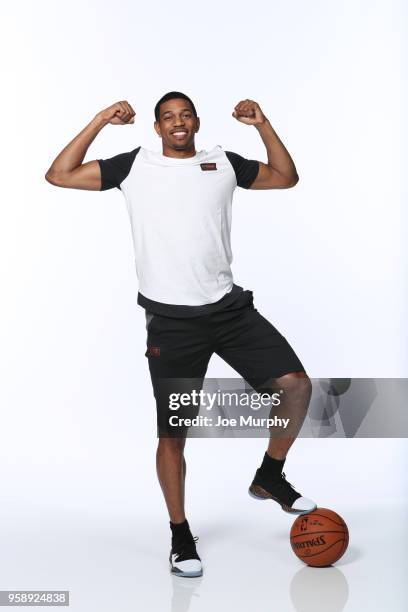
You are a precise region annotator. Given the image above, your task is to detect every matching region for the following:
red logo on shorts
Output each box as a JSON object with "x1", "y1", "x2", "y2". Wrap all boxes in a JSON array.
[{"x1": 148, "y1": 346, "x2": 161, "y2": 356}]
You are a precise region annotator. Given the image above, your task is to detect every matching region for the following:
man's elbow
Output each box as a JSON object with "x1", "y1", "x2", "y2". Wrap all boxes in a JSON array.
[
  {"x1": 44, "y1": 172, "x2": 55, "y2": 185},
  {"x1": 287, "y1": 174, "x2": 299, "y2": 188},
  {"x1": 45, "y1": 171, "x2": 65, "y2": 187}
]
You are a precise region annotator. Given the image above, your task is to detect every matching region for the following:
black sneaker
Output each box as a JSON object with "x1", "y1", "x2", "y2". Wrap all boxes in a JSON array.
[
  {"x1": 249, "y1": 469, "x2": 316, "y2": 515},
  {"x1": 169, "y1": 534, "x2": 203, "y2": 578}
]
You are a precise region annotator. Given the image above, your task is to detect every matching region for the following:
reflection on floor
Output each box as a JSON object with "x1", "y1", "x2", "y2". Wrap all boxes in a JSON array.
[{"x1": 0, "y1": 499, "x2": 405, "y2": 612}]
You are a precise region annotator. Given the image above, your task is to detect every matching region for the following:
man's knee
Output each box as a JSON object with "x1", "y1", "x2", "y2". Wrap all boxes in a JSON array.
[{"x1": 277, "y1": 371, "x2": 312, "y2": 401}]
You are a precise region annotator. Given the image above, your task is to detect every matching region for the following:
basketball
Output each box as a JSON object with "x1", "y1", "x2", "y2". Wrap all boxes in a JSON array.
[{"x1": 290, "y1": 508, "x2": 349, "y2": 567}]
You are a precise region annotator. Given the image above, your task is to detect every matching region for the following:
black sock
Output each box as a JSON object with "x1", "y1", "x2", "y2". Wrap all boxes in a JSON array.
[
  {"x1": 257, "y1": 452, "x2": 285, "y2": 481},
  {"x1": 170, "y1": 519, "x2": 192, "y2": 546},
  {"x1": 169, "y1": 519, "x2": 200, "y2": 560}
]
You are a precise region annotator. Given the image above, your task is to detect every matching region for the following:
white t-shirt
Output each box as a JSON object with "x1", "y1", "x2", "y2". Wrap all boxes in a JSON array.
[{"x1": 98, "y1": 145, "x2": 259, "y2": 314}]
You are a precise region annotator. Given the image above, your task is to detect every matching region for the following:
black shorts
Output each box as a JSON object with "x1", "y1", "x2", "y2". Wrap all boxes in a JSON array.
[{"x1": 144, "y1": 291, "x2": 306, "y2": 436}]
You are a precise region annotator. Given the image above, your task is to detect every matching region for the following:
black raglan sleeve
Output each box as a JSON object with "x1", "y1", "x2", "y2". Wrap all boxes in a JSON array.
[
  {"x1": 225, "y1": 150, "x2": 260, "y2": 189},
  {"x1": 97, "y1": 146, "x2": 141, "y2": 191}
]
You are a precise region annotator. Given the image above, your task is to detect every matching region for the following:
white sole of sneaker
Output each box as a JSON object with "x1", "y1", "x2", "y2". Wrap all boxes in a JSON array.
[
  {"x1": 170, "y1": 564, "x2": 203, "y2": 578},
  {"x1": 248, "y1": 487, "x2": 317, "y2": 515}
]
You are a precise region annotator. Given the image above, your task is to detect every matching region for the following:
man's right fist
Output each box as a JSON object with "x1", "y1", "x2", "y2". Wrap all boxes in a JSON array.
[{"x1": 96, "y1": 101, "x2": 136, "y2": 125}]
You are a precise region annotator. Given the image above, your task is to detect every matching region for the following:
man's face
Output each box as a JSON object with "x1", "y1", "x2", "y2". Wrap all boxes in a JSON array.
[{"x1": 154, "y1": 98, "x2": 199, "y2": 150}]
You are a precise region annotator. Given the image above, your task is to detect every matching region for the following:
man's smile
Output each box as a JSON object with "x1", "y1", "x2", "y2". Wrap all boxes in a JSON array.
[{"x1": 171, "y1": 129, "x2": 188, "y2": 140}]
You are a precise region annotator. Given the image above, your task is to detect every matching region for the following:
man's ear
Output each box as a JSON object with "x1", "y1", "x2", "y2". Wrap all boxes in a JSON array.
[
  {"x1": 154, "y1": 121, "x2": 161, "y2": 137},
  {"x1": 195, "y1": 117, "x2": 200, "y2": 133}
]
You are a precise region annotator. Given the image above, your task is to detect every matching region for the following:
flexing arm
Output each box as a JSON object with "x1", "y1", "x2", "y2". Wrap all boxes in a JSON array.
[
  {"x1": 45, "y1": 101, "x2": 136, "y2": 190},
  {"x1": 232, "y1": 99, "x2": 299, "y2": 189}
]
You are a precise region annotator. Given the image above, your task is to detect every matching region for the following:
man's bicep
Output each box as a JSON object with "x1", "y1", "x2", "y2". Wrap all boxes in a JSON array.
[
  {"x1": 248, "y1": 161, "x2": 277, "y2": 190},
  {"x1": 65, "y1": 160, "x2": 103, "y2": 191},
  {"x1": 46, "y1": 160, "x2": 102, "y2": 191},
  {"x1": 249, "y1": 161, "x2": 297, "y2": 190}
]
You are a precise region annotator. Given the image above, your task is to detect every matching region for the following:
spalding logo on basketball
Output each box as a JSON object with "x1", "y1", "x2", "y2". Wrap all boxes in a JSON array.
[{"x1": 290, "y1": 508, "x2": 349, "y2": 567}]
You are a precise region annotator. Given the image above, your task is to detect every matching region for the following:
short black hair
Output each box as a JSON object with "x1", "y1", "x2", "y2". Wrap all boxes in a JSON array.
[{"x1": 154, "y1": 91, "x2": 197, "y2": 122}]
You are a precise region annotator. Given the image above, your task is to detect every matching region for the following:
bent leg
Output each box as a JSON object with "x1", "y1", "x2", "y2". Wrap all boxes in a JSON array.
[
  {"x1": 262, "y1": 370, "x2": 312, "y2": 459},
  {"x1": 249, "y1": 372, "x2": 315, "y2": 514}
]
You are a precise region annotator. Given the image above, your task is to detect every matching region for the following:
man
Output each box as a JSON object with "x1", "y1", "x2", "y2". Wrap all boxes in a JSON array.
[{"x1": 45, "y1": 91, "x2": 316, "y2": 578}]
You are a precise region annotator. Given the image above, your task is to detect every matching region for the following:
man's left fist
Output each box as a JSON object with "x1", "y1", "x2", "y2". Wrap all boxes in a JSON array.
[{"x1": 232, "y1": 99, "x2": 266, "y2": 126}]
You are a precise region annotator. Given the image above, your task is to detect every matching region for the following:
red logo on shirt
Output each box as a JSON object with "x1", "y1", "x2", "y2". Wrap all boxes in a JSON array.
[
  {"x1": 148, "y1": 346, "x2": 161, "y2": 356},
  {"x1": 200, "y1": 162, "x2": 217, "y2": 171}
]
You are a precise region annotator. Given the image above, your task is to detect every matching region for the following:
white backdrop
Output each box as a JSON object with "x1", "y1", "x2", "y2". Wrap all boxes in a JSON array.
[{"x1": 0, "y1": 1, "x2": 407, "y2": 611}]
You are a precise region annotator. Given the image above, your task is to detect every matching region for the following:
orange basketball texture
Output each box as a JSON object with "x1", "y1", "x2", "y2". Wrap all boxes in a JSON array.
[{"x1": 290, "y1": 508, "x2": 349, "y2": 567}]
